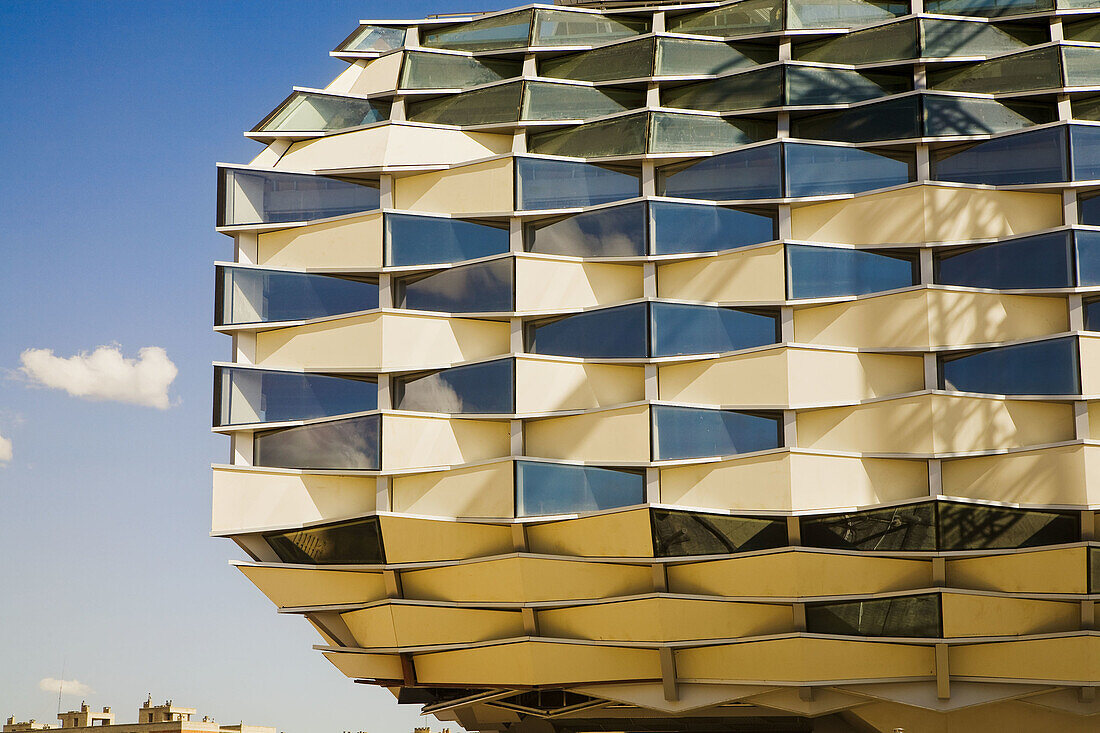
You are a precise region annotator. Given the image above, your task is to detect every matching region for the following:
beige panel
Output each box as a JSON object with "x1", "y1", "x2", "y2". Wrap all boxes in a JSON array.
[
  {"x1": 941, "y1": 593, "x2": 1080, "y2": 637},
  {"x1": 676, "y1": 638, "x2": 934, "y2": 682},
  {"x1": 239, "y1": 566, "x2": 386, "y2": 608},
  {"x1": 1080, "y1": 334, "x2": 1100, "y2": 395},
  {"x1": 342, "y1": 605, "x2": 398, "y2": 649},
  {"x1": 379, "y1": 515, "x2": 512, "y2": 563},
  {"x1": 256, "y1": 212, "x2": 383, "y2": 269},
  {"x1": 946, "y1": 547, "x2": 1088, "y2": 594},
  {"x1": 538, "y1": 598, "x2": 793, "y2": 642},
  {"x1": 659, "y1": 348, "x2": 790, "y2": 406},
  {"x1": 381, "y1": 313, "x2": 509, "y2": 370},
  {"x1": 343, "y1": 604, "x2": 524, "y2": 648},
  {"x1": 525, "y1": 404, "x2": 651, "y2": 463},
  {"x1": 255, "y1": 314, "x2": 382, "y2": 368},
  {"x1": 1091, "y1": 401, "x2": 1100, "y2": 440},
  {"x1": 381, "y1": 414, "x2": 510, "y2": 470},
  {"x1": 790, "y1": 185, "x2": 1062, "y2": 245},
  {"x1": 930, "y1": 291, "x2": 1067, "y2": 348},
  {"x1": 852, "y1": 699, "x2": 1100, "y2": 733},
  {"x1": 942, "y1": 444, "x2": 1092, "y2": 506},
  {"x1": 346, "y1": 53, "x2": 403, "y2": 96},
  {"x1": 657, "y1": 244, "x2": 785, "y2": 303},
  {"x1": 526, "y1": 509, "x2": 654, "y2": 558},
  {"x1": 212, "y1": 467, "x2": 376, "y2": 533},
  {"x1": 391, "y1": 461, "x2": 514, "y2": 518},
  {"x1": 516, "y1": 358, "x2": 645, "y2": 413},
  {"x1": 276, "y1": 124, "x2": 511, "y2": 171},
  {"x1": 323, "y1": 651, "x2": 403, "y2": 681},
  {"x1": 394, "y1": 158, "x2": 513, "y2": 214},
  {"x1": 950, "y1": 637, "x2": 1100, "y2": 682},
  {"x1": 515, "y1": 258, "x2": 643, "y2": 312},
  {"x1": 667, "y1": 552, "x2": 932, "y2": 597}
]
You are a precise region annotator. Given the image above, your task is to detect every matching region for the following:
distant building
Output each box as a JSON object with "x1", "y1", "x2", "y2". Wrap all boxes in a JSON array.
[{"x1": 4, "y1": 699, "x2": 274, "y2": 733}]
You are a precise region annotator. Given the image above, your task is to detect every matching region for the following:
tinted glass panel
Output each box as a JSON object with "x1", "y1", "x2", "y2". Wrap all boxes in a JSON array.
[
  {"x1": 216, "y1": 368, "x2": 376, "y2": 426},
  {"x1": 785, "y1": 143, "x2": 913, "y2": 196},
  {"x1": 920, "y1": 18, "x2": 1033, "y2": 57},
  {"x1": 386, "y1": 214, "x2": 509, "y2": 266},
  {"x1": 941, "y1": 337, "x2": 1080, "y2": 395},
  {"x1": 666, "y1": 0, "x2": 785, "y2": 37},
  {"x1": 517, "y1": 158, "x2": 640, "y2": 210},
  {"x1": 924, "y1": 95, "x2": 1053, "y2": 137},
  {"x1": 528, "y1": 114, "x2": 648, "y2": 158},
  {"x1": 650, "y1": 202, "x2": 777, "y2": 255},
  {"x1": 516, "y1": 461, "x2": 645, "y2": 517},
  {"x1": 935, "y1": 233, "x2": 1074, "y2": 289},
  {"x1": 254, "y1": 415, "x2": 380, "y2": 470},
  {"x1": 397, "y1": 259, "x2": 513, "y2": 313},
  {"x1": 1080, "y1": 230, "x2": 1100, "y2": 285},
  {"x1": 400, "y1": 52, "x2": 521, "y2": 90},
  {"x1": 792, "y1": 97, "x2": 921, "y2": 143},
  {"x1": 650, "y1": 304, "x2": 779, "y2": 356},
  {"x1": 787, "y1": 245, "x2": 917, "y2": 298},
  {"x1": 1086, "y1": 298, "x2": 1100, "y2": 330},
  {"x1": 795, "y1": 19, "x2": 917, "y2": 64},
  {"x1": 651, "y1": 509, "x2": 786, "y2": 557},
  {"x1": 1063, "y1": 46, "x2": 1100, "y2": 87},
  {"x1": 658, "y1": 144, "x2": 783, "y2": 200},
  {"x1": 1071, "y1": 124, "x2": 1100, "y2": 181},
  {"x1": 216, "y1": 267, "x2": 377, "y2": 325},
  {"x1": 787, "y1": 0, "x2": 907, "y2": 29},
  {"x1": 407, "y1": 82, "x2": 523, "y2": 125},
  {"x1": 421, "y1": 11, "x2": 532, "y2": 51},
  {"x1": 219, "y1": 169, "x2": 379, "y2": 226},
  {"x1": 939, "y1": 502, "x2": 1078, "y2": 550},
  {"x1": 1091, "y1": 547, "x2": 1100, "y2": 594},
  {"x1": 1080, "y1": 193, "x2": 1100, "y2": 225},
  {"x1": 523, "y1": 82, "x2": 643, "y2": 121},
  {"x1": 650, "y1": 113, "x2": 771, "y2": 154},
  {"x1": 652, "y1": 405, "x2": 782, "y2": 460},
  {"x1": 338, "y1": 25, "x2": 406, "y2": 52},
  {"x1": 1065, "y1": 17, "x2": 1100, "y2": 42},
  {"x1": 801, "y1": 503, "x2": 938, "y2": 551},
  {"x1": 656, "y1": 38, "x2": 768, "y2": 76},
  {"x1": 662, "y1": 66, "x2": 784, "y2": 112},
  {"x1": 806, "y1": 595, "x2": 941, "y2": 637},
  {"x1": 256, "y1": 92, "x2": 388, "y2": 133},
  {"x1": 527, "y1": 303, "x2": 648, "y2": 358},
  {"x1": 526, "y1": 202, "x2": 646, "y2": 257},
  {"x1": 932, "y1": 127, "x2": 1068, "y2": 185},
  {"x1": 540, "y1": 38, "x2": 656, "y2": 82},
  {"x1": 266, "y1": 517, "x2": 384, "y2": 565},
  {"x1": 786, "y1": 66, "x2": 898, "y2": 105},
  {"x1": 396, "y1": 359, "x2": 513, "y2": 414},
  {"x1": 924, "y1": 0, "x2": 1052, "y2": 15},
  {"x1": 929, "y1": 47, "x2": 1062, "y2": 93},
  {"x1": 1073, "y1": 95, "x2": 1100, "y2": 122},
  {"x1": 532, "y1": 9, "x2": 648, "y2": 46}
]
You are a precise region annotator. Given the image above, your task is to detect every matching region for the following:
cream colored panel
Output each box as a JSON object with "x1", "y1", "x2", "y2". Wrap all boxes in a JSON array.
[
  {"x1": 526, "y1": 509, "x2": 653, "y2": 558},
  {"x1": 1079, "y1": 334, "x2": 1100, "y2": 395},
  {"x1": 394, "y1": 158, "x2": 513, "y2": 214},
  {"x1": 797, "y1": 395, "x2": 934, "y2": 454},
  {"x1": 324, "y1": 651, "x2": 403, "y2": 680},
  {"x1": 941, "y1": 593, "x2": 1079, "y2": 637},
  {"x1": 667, "y1": 552, "x2": 932, "y2": 597},
  {"x1": 342, "y1": 605, "x2": 399, "y2": 649},
  {"x1": 239, "y1": 566, "x2": 386, "y2": 608},
  {"x1": 516, "y1": 358, "x2": 644, "y2": 413},
  {"x1": 276, "y1": 124, "x2": 511, "y2": 170},
  {"x1": 525, "y1": 404, "x2": 651, "y2": 463},
  {"x1": 256, "y1": 212, "x2": 383, "y2": 269},
  {"x1": 942, "y1": 444, "x2": 1092, "y2": 506},
  {"x1": 852, "y1": 699, "x2": 1100, "y2": 733},
  {"x1": 391, "y1": 461, "x2": 514, "y2": 518},
  {"x1": 381, "y1": 313, "x2": 509, "y2": 370},
  {"x1": 379, "y1": 515, "x2": 512, "y2": 563},
  {"x1": 344, "y1": 604, "x2": 524, "y2": 648},
  {"x1": 1091, "y1": 401, "x2": 1100, "y2": 439},
  {"x1": 256, "y1": 314, "x2": 381, "y2": 368},
  {"x1": 659, "y1": 348, "x2": 790, "y2": 406},
  {"x1": 657, "y1": 244, "x2": 785, "y2": 303},
  {"x1": 212, "y1": 467, "x2": 376, "y2": 533},
  {"x1": 381, "y1": 415, "x2": 510, "y2": 470},
  {"x1": 346, "y1": 54, "x2": 402, "y2": 95},
  {"x1": 929, "y1": 291, "x2": 1067, "y2": 348},
  {"x1": 946, "y1": 547, "x2": 1087, "y2": 594},
  {"x1": 515, "y1": 258, "x2": 642, "y2": 312},
  {"x1": 950, "y1": 637, "x2": 1100, "y2": 682}
]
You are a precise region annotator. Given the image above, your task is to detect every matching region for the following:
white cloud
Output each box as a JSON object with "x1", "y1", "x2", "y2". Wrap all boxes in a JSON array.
[
  {"x1": 20, "y1": 345, "x2": 178, "y2": 409},
  {"x1": 0, "y1": 432, "x2": 10, "y2": 465},
  {"x1": 39, "y1": 678, "x2": 94, "y2": 697}
]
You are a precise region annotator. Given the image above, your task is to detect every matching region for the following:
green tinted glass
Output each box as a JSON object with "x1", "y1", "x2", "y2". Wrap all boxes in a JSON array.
[
  {"x1": 1064, "y1": 46, "x2": 1100, "y2": 87},
  {"x1": 792, "y1": 96, "x2": 921, "y2": 141},
  {"x1": 255, "y1": 92, "x2": 389, "y2": 133},
  {"x1": 529, "y1": 114, "x2": 648, "y2": 157},
  {"x1": 407, "y1": 82, "x2": 523, "y2": 125},
  {"x1": 650, "y1": 112, "x2": 772, "y2": 152},
  {"x1": 795, "y1": 19, "x2": 917, "y2": 63},
  {"x1": 656, "y1": 38, "x2": 768, "y2": 75},
  {"x1": 663, "y1": 66, "x2": 784, "y2": 111},
  {"x1": 532, "y1": 8, "x2": 648, "y2": 46},
  {"x1": 924, "y1": 95, "x2": 1052, "y2": 135},
  {"x1": 930, "y1": 46, "x2": 1062, "y2": 93},
  {"x1": 539, "y1": 38, "x2": 655, "y2": 81},
  {"x1": 401, "y1": 52, "x2": 521, "y2": 90},
  {"x1": 925, "y1": 0, "x2": 1052, "y2": 16},
  {"x1": 338, "y1": 25, "x2": 406, "y2": 52},
  {"x1": 788, "y1": 0, "x2": 907, "y2": 29},
  {"x1": 1064, "y1": 17, "x2": 1100, "y2": 42},
  {"x1": 787, "y1": 66, "x2": 901, "y2": 105},
  {"x1": 523, "y1": 82, "x2": 643, "y2": 121},
  {"x1": 421, "y1": 10, "x2": 532, "y2": 51},
  {"x1": 1059, "y1": 0, "x2": 1100, "y2": 9},
  {"x1": 921, "y1": 18, "x2": 1034, "y2": 57},
  {"x1": 667, "y1": 0, "x2": 784, "y2": 37},
  {"x1": 806, "y1": 594, "x2": 942, "y2": 637},
  {"x1": 1073, "y1": 95, "x2": 1100, "y2": 121}
]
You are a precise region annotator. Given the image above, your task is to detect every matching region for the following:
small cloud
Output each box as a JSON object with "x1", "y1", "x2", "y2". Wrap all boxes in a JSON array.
[
  {"x1": 39, "y1": 678, "x2": 94, "y2": 697},
  {"x1": 20, "y1": 345, "x2": 178, "y2": 409},
  {"x1": 0, "y1": 432, "x2": 10, "y2": 465}
]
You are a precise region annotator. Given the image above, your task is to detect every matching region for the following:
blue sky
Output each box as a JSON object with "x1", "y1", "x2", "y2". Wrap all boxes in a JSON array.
[{"x1": 0, "y1": 2, "x2": 508, "y2": 731}]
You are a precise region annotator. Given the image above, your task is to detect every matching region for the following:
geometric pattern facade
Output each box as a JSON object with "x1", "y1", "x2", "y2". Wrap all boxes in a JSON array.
[{"x1": 214, "y1": 1, "x2": 1100, "y2": 730}]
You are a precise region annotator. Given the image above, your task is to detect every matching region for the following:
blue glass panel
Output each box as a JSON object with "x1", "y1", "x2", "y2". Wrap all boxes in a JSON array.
[
  {"x1": 941, "y1": 337, "x2": 1080, "y2": 395},
  {"x1": 254, "y1": 415, "x2": 381, "y2": 469},
  {"x1": 526, "y1": 202, "x2": 646, "y2": 256},
  {"x1": 219, "y1": 168, "x2": 380, "y2": 226},
  {"x1": 658, "y1": 144, "x2": 783, "y2": 201},
  {"x1": 398, "y1": 259, "x2": 513, "y2": 313},
  {"x1": 386, "y1": 214, "x2": 509, "y2": 266},
  {"x1": 785, "y1": 143, "x2": 912, "y2": 196},
  {"x1": 516, "y1": 158, "x2": 640, "y2": 210},
  {"x1": 650, "y1": 303, "x2": 779, "y2": 356},
  {"x1": 527, "y1": 303, "x2": 648, "y2": 358},
  {"x1": 1085, "y1": 299, "x2": 1100, "y2": 330},
  {"x1": 516, "y1": 461, "x2": 645, "y2": 516},
  {"x1": 650, "y1": 202, "x2": 776, "y2": 254},
  {"x1": 932, "y1": 127, "x2": 1068, "y2": 185},
  {"x1": 1070, "y1": 124, "x2": 1100, "y2": 181},
  {"x1": 216, "y1": 267, "x2": 377, "y2": 325},
  {"x1": 265, "y1": 517, "x2": 385, "y2": 565},
  {"x1": 396, "y1": 359, "x2": 514, "y2": 414},
  {"x1": 653, "y1": 405, "x2": 782, "y2": 460},
  {"x1": 1081, "y1": 193, "x2": 1100, "y2": 225},
  {"x1": 1080, "y1": 230, "x2": 1100, "y2": 285},
  {"x1": 215, "y1": 368, "x2": 376, "y2": 426},
  {"x1": 787, "y1": 245, "x2": 917, "y2": 298},
  {"x1": 936, "y1": 233, "x2": 1075, "y2": 289}
]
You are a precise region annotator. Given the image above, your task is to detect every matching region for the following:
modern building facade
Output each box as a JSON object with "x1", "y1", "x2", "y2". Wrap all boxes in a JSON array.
[
  {"x1": 213, "y1": 1, "x2": 1100, "y2": 730},
  {"x1": 4, "y1": 700, "x2": 273, "y2": 733}
]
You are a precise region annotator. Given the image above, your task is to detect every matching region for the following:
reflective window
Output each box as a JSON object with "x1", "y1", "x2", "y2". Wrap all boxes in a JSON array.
[
  {"x1": 785, "y1": 143, "x2": 913, "y2": 196},
  {"x1": 666, "y1": 0, "x2": 785, "y2": 37},
  {"x1": 651, "y1": 202, "x2": 777, "y2": 255},
  {"x1": 516, "y1": 461, "x2": 645, "y2": 517},
  {"x1": 396, "y1": 258, "x2": 513, "y2": 313},
  {"x1": 532, "y1": 8, "x2": 648, "y2": 46},
  {"x1": 929, "y1": 46, "x2": 1062, "y2": 93},
  {"x1": 216, "y1": 267, "x2": 377, "y2": 325},
  {"x1": 215, "y1": 367, "x2": 376, "y2": 426},
  {"x1": 1065, "y1": 17, "x2": 1100, "y2": 42},
  {"x1": 254, "y1": 92, "x2": 389, "y2": 133},
  {"x1": 516, "y1": 157, "x2": 640, "y2": 210},
  {"x1": 923, "y1": 95, "x2": 1053, "y2": 137},
  {"x1": 940, "y1": 337, "x2": 1080, "y2": 395},
  {"x1": 920, "y1": 18, "x2": 1038, "y2": 57},
  {"x1": 1064, "y1": 46, "x2": 1100, "y2": 87},
  {"x1": 526, "y1": 202, "x2": 646, "y2": 257},
  {"x1": 651, "y1": 509, "x2": 787, "y2": 557},
  {"x1": 795, "y1": 19, "x2": 918, "y2": 64},
  {"x1": 395, "y1": 359, "x2": 513, "y2": 414},
  {"x1": 1073, "y1": 95, "x2": 1100, "y2": 122},
  {"x1": 787, "y1": 245, "x2": 918, "y2": 298},
  {"x1": 254, "y1": 415, "x2": 381, "y2": 470},
  {"x1": 924, "y1": 0, "x2": 1052, "y2": 15},
  {"x1": 386, "y1": 213, "x2": 509, "y2": 266},
  {"x1": 540, "y1": 38, "x2": 657, "y2": 82},
  {"x1": 336, "y1": 25, "x2": 406, "y2": 52},
  {"x1": 528, "y1": 113, "x2": 648, "y2": 158},
  {"x1": 786, "y1": 66, "x2": 903, "y2": 106},
  {"x1": 265, "y1": 517, "x2": 385, "y2": 565},
  {"x1": 932, "y1": 126, "x2": 1068, "y2": 185},
  {"x1": 792, "y1": 97, "x2": 921, "y2": 143},
  {"x1": 650, "y1": 112, "x2": 772, "y2": 154},
  {"x1": 1086, "y1": 298, "x2": 1100, "y2": 330},
  {"x1": 400, "y1": 52, "x2": 521, "y2": 90},
  {"x1": 1083, "y1": 230, "x2": 1100, "y2": 284},
  {"x1": 1071, "y1": 124, "x2": 1100, "y2": 181},
  {"x1": 938, "y1": 502, "x2": 1078, "y2": 550},
  {"x1": 787, "y1": 0, "x2": 907, "y2": 29},
  {"x1": 801, "y1": 503, "x2": 938, "y2": 551},
  {"x1": 656, "y1": 38, "x2": 771, "y2": 76},
  {"x1": 523, "y1": 82, "x2": 644, "y2": 121},
  {"x1": 935, "y1": 233, "x2": 1075, "y2": 289},
  {"x1": 652, "y1": 405, "x2": 783, "y2": 460},
  {"x1": 1080, "y1": 192, "x2": 1100, "y2": 225},
  {"x1": 526, "y1": 303, "x2": 648, "y2": 358},
  {"x1": 421, "y1": 11, "x2": 532, "y2": 51},
  {"x1": 662, "y1": 66, "x2": 785, "y2": 112},
  {"x1": 407, "y1": 82, "x2": 523, "y2": 126},
  {"x1": 806, "y1": 594, "x2": 942, "y2": 637},
  {"x1": 658, "y1": 144, "x2": 783, "y2": 200},
  {"x1": 650, "y1": 304, "x2": 779, "y2": 356},
  {"x1": 218, "y1": 168, "x2": 379, "y2": 227}
]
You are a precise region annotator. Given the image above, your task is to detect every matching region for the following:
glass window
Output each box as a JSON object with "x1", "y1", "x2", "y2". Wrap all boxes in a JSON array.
[
  {"x1": 1091, "y1": 547, "x2": 1100, "y2": 594},
  {"x1": 940, "y1": 337, "x2": 1080, "y2": 395},
  {"x1": 1064, "y1": 46, "x2": 1100, "y2": 87},
  {"x1": 516, "y1": 461, "x2": 645, "y2": 516},
  {"x1": 400, "y1": 51, "x2": 521, "y2": 90},
  {"x1": 801, "y1": 502, "x2": 938, "y2": 551},
  {"x1": 666, "y1": 0, "x2": 785, "y2": 37},
  {"x1": 931, "y1": 126, "x2": 1068, "y2": 185},
  {"x1": 1073, "y1": 95, "x2": 1100, "y2": 122},
  {"x1": 386, "y1": 213, "x2": 509, "y2": 266},
  {"x1": 1080, "y1": 192, "x2": 1100, "y2": 225},
  {"x1": 920, "y1": 18, "x2": 1036, "y2": 58},
  {"x1": 336, "y1": 25, "x2": 406, "y2": 52},
  {"x1": 935, "y1": 232, "x2": 1075, "y2": 289},
  {"x1": 532, "y1": 8, "x2": 648, "y2": 46},
  {"x1": 1086, "y1": 298, "x2": 1100, "y2": 330},
  {"x1": 254, "y1": 92, "x2": 389, "y2": 133},
  {"x1": 658, "y1": 144, "x2": 783, "y2": 200},
  {"x1": 215, "y1": 367, "x2": 376, "y2": 426},
  {"x1": 265, "y1": 517, "x2": 385, "y2": 565},
  {"x1": 650, "y1": 303, "x2": 779, "y2": 356},
  {"x1": 806, "y1": 595, "x2": 942, "y2": 637},
  {"x1": 650, "y1": 202, "x2": 777, "y2": 255},
  {"x1": 929, "y1": 46, "x2": 1062, "y2": 94},
  {"x1": 395, "y1": 359, "x2": 513, "y2": 414},
  {"x1": 785, "y1": 143, "x2": 914, "y2": 196},
  {"x1": 652, "y1": 405, "x2": 782, "y2": 460},
  {"x1": 787, "y1": 0, "x2": 907, "y2": 29},
  {"x1": 215, "y1": 267, "x2": 377, "y2": 325},
  {"x1": 786, "y1": 66, "x2": 903, "y2": 106},
  {"x1": 651, "y1": 509, "x2": 787, "y2": 557},
  {"x1": 923, "y1": 95, "x2": 1053, "y2": 137},
  {"x1": 923, "y1": 0, "x2": 1052, "y2": 16},
  {"x1": 1078, "y1": 230, "x2": 1100, "y2": 285},
  {"x1": 526, "y1": 303, "x2": 648, "y2": 358},
  {"x1": 396, "y1": 258, "x2": 513, "y2": 313},
  {"x1": 1071, "y1": 124, "x2": 1100, "y2": 181},
  {"x1": 656, "y1": 38, "x2": 770, "y2": 76},
  {"x1": 795, "y1": 19, "x2": 918, "y2": 64},
  {"x1": 528, "y1": 114, "x2": 648, "y2": 158},
  {"x1": 254, "y1": 415, "x2": 380, "y2": 470},
  {"x1": 523, "y1": 82, "x2": 644, "y2": 121},
  {"x1": 1065, "y1": 17, "x2": 1100, "y2": 42},
  {"x1": 787, "y1": 245, "x2": 918, "y2": 298},
  {"x1": 650, "y1": 112, "x2": 772, "y2": 154},
  {"x1": 662, "y1": 66, "x2": 785, "y2": 112},
  {"x1": 791, "y1": 97, "x2": 921, "y2": 143},
  {"x1": 541, "y1": 38, "x2": 656, "y2": 82},
  {"x1": 938, "y1": 502, "x2": 1078, "y2": 550},
  {"x1": 421, "y1": 11, "x2": 532, "y2": 51},
  {"x1": 218, "y1": 168, "x2": 380, "y2": 227},
  {"x1": 516, "y1": 157, "x2": 640, "y2": 210},
  {"x1": 526, "y1": 202, "x2": 646, "y2": 257},
  {"x1": 406, "y1": 82, "x2": 523, "y2": 126}
]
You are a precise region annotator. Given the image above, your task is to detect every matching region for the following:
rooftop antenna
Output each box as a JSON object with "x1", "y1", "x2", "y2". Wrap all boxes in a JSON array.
[{"x1": 56, "y1": 659, "x2": 65, "y2": 716}]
